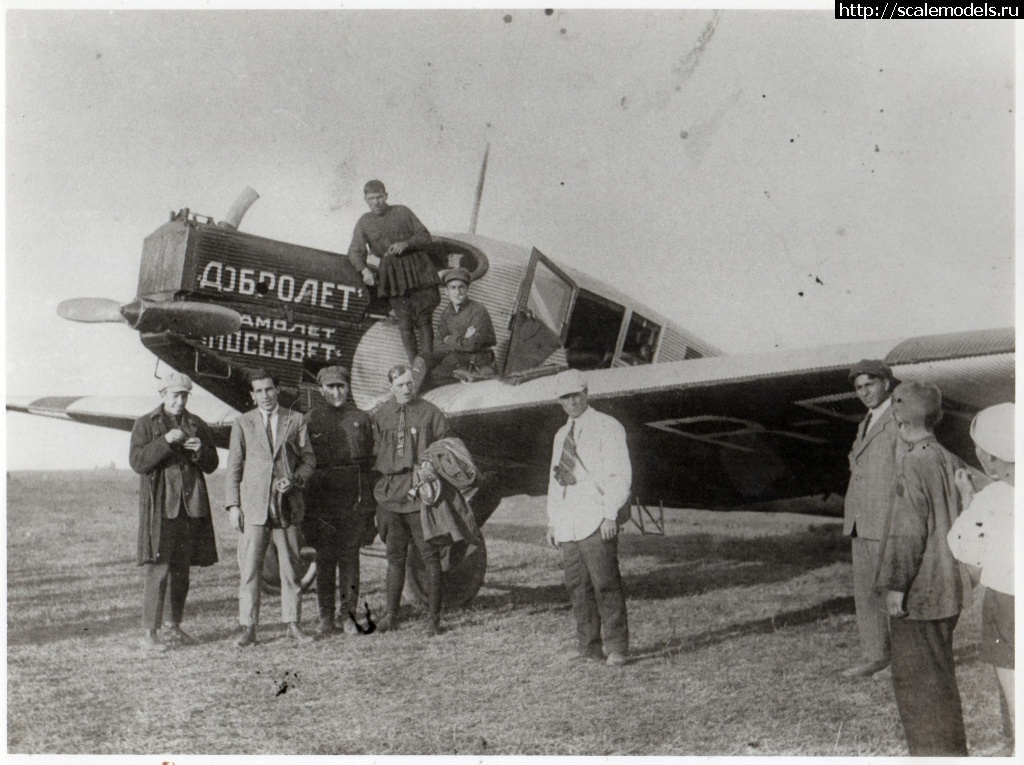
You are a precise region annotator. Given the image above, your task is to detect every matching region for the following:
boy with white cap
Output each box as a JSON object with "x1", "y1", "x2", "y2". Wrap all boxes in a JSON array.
[{"x1": 949, "y1": 402, "x2": 1015, "y2": 742}]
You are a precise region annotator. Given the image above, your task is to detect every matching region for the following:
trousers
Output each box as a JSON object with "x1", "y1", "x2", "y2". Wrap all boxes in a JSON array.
[
  {"x1": 851, "y1": 536, "x2": 891, "y2": 662},
  {"x1": 382, "y1": 508, "x2": 443, "y2": 623},
  {"x1": 141, "y1": 514, "x2": 198, "y2": 630},
  {"x1": 890, "y1": 614, "x2": 967, "y2": 756},
  {"x1": 561, "y1": 530, "x2": 629, "y2": 657},
  {"x1": 390, "y1": 286, "x2": 441, "y2": 363},
  {"x1": 236, "y1": 523, "x2": 304, "y2": 626},
  {"x1": 311, "y1": 512, "x2": 365, "y2": 619}
]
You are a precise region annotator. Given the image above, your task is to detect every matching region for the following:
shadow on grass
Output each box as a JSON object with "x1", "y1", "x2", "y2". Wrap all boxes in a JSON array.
[
  {"x1": 479, "y1": 523, "x2": 850, "y2": 607},
  {"x1": 633, "y1": 596, "x2": 857, "y2": 661}
]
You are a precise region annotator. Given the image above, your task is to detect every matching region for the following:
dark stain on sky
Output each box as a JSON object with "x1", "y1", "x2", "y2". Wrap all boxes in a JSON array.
[
  {"x1": 504, "y1": 14, "x2": 513, "y2": 23},
  {"x1": 545, "y1": 8, "x2": 554, "y2": 15},
  {"x1": 680, "y1": 130, "x2": 688, "y2": 139}
]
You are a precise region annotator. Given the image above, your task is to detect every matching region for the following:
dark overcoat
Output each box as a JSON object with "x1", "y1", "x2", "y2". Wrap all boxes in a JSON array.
[{"x1": 129, "y1": 405, "x2": 219, "y2": 567}]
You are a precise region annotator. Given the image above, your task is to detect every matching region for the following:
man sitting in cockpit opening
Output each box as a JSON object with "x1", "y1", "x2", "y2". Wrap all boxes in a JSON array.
[
  {"x1": 422, "y1": 267, "x2": 497, "y2": 387},
  {"x1": 347, "y1": 180, "x2": 441, "y2": 364}
]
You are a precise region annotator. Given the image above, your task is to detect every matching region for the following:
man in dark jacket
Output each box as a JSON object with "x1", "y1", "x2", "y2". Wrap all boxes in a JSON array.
[
  {"x1": 347, "y1": 179, "x2": 440, "y2": 363},
  {"x1": 423, "y1": 267, "x2": 497, "y2": 386},
  {"x1": 303, "y1": 365, "x2": 374, "y2": 636},
  {"x1": 129, "y1": 372, "x2": 219, "y2": 652}
]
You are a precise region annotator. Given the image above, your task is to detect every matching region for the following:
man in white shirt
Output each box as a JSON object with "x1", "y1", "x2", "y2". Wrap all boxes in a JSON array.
[
  {"x1": 842, "y1": 359, "x2": 901, "y2": 678},
  {"x1": 545, "y1": 369, "x2": 632, "y2": 666}
]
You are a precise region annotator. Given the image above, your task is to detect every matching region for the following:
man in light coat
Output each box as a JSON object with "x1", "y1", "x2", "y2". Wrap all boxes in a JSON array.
[
  {"x1": 842, "y1": 359, "x2": 901, "y2": 677},
  {"x1": 545, "y1": 369, "x2": 632, "y2": 667},
  {"x1": 226, "y1": 368, "x2": 316, "y2": 646}
]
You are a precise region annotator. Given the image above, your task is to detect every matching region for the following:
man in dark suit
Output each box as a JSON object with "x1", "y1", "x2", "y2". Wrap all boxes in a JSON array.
[
  {"x1": 842, "y1": 359, "x2": 901, "y2": 678},
  {"x1": 129, "y1": 372, "x2": 219, "y2": 652},
  {"x1": 226, "y1": 368, "x2": 316, "y2": 647}
]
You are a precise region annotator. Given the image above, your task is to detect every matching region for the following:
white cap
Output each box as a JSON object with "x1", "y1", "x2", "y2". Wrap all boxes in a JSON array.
[
  {"x1": 159, "y1": 371, "x2": 193, "y2": 394},
  {"x1": 970, "y1": 402, "x2": 1014, "y2": 462},
  {"x1": 555, "y1": 369, "x2": 586, "y2": 398}
]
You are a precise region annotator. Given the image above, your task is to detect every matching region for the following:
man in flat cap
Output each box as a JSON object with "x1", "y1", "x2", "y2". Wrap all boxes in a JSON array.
[
  {"x1": 422, "y1": 267, "x2": 497, "y2": 387},
  {"x1": 226, "y1": 368, "x2": 316, "y2": 647},
  {"x1": 841, "y1": 358, "x2": 901, "y2": 678},
  {"x1": 545, "y1": 369, "x2": 632, "y2": 667},
  {"x1": 129, "y1": 372, "x2": 219, "y2": 651},
  {"x1": 878, "y1": 381, "x2": 969, "y2": 755},
  {"x1": 302, "y1": 366, "x2": 375, "y2": 635},
  {"x1": 347, "y1": 180, "x2": 440, "y2": 364}
]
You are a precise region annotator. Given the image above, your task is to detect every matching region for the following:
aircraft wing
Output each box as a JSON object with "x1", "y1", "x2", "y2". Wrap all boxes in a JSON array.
[
  {"x1": 6, "y1": 395, "x2": 241, "y2": 448},
  {"x1": 427, "y1": 327, "x2": 1014, "y2": 509}
]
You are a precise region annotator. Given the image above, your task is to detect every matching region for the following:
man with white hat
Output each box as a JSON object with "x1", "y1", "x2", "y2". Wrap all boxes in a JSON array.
[
  {"x1": 545, "y1": 369, "x2": 632, "y2": 666},
  {"x1": 128, "y1": 371, "x2": 220, "y2": 651}
]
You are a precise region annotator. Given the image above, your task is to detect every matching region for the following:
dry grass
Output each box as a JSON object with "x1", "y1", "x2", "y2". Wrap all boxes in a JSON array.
[{"x1": 6, "y1": 470, "x2": 1012, "y2": 755}]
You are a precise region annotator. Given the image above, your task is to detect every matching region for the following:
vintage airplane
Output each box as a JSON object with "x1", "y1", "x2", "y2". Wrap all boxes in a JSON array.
[{"x1": 8, "y1": 183, "x2": 1015, "y2": 606}]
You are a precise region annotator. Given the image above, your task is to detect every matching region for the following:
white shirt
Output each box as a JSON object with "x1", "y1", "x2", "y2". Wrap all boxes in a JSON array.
[
  {"x1": 546, "y1": 405, "x2": 632, "y2": 543},
  {"x1": 947, "y1": 480, "x2": 1014, "y2": 595},
  {"x1": 863, "y1": 396, "x2": 892, "y2": 434},
  {"x1": 259, "y1": 406, "x2": 280, "y2": 447}
]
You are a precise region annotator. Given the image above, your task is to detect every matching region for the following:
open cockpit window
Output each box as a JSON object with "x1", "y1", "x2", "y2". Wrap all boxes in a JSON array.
[
  {"x1": 620, "y1": 313, "x2": 661, "y2": 366},
  {"x1": 564, "y1": 290, "x2": 625, "y2": 371}
]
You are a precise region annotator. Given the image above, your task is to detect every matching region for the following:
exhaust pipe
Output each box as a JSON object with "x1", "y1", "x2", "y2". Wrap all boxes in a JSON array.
[{"x1": 219, "y1": 186, "x2": 260, "y2": 230}]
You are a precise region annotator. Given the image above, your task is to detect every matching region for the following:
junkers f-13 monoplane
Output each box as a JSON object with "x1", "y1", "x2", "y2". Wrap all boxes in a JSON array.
[{"x1": 9, "y1": 185, "x2": 1015, "y2": 606}]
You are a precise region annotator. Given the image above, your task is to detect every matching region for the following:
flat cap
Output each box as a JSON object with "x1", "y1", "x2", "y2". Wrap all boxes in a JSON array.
[
  {"x1": 892, "y1": 381, "x2": 943, "y2": 426},
  {"x1": 317, "y1": 365, "x2": 350, "y2": 385},
  {"x1": 970, "y1": 402, "x2": 1014, "y2": 462},
  {"x1": 363, "y1": 179, "x2": 386, "y2": 194},
  {"x1": 442, "y1": 267, "x2": 472, "y2": 286},
  {"x1": 555, "y1": 368, "x2": 587, "y2": 398},
  {"x1": 159, "y1": 371, "x2": 193, "y2": 394},
  {"x1": 848, "y1": 359, "x2": 893, "y2": 382}
]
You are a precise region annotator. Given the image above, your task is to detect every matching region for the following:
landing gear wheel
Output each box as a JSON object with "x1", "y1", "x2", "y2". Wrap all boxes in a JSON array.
[
  {"x1": 260, "y1": 543, "x2": 318, "y2": 596},
  {"x1": 405, "y1": 537, "x2": 487, "y2": 609}
]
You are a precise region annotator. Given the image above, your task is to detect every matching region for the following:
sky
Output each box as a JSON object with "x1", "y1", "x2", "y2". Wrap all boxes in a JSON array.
[{"x1": 5, "y1": 8, "x2": 1016, "y2": 470}]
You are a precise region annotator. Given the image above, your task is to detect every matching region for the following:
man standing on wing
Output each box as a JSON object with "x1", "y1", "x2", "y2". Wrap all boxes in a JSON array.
[
  {"x1": 129, "y1": 372, "x2": 219, "y2": 652},
  {"x1": 371, "y1": 363, "x2": 453, "y2": 635},
  {"x1": 546, "y1": 369, "x2": 632, "y2": 667},
  {"x1": 842, "y1": 359, "x2": 901, "y2": 678},
  {"x1": 303, "y1": 365, "x2": 374, "y2": 636},
  {"x1": 226, "y1": 368, "x2": 316, "y2": 647},
  {"x1": 347, "y1": 179, "x2": 440, "y2": 364}
]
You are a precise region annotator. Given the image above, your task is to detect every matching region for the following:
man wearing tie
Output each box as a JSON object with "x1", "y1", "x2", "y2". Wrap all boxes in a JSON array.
[
  {"x1": 546, "y1": 369, "x2": 632, "y2": 667},
  {"x1": 842, "y1": 359, "x2": 901, "y2": 678},
  {"x1": 226, "y1": 368, "x2": 316, "y2": 647}
]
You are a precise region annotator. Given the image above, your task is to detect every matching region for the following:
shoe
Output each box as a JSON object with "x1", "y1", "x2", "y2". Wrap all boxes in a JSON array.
[
  {"x1": 605, "y1": 652, "x2": 628, "y2": 667},
  {"x1": 841, "y1": 659, "x2": 889, "y2": 678},
  {"x1": 339, "y1": 615, "x2": 361, "y2": 635},
  {"x1": 140, "y1": 630, "x2": 168, "y2": 652},
  {"x1": 411, "y1": 356, "x2": 428, "y2": 392},
  {"x1": 162, "y1": 625, "x2": 196, "y2": 645},
  {"x1": 374, "y1": 614, "x2": 398, "y2": 634},
  {"x1": 287, "y1": 623, "x2": 315, "y2": 644},
  {"x1": 425, "y1": 619, "x2": 444, "y2": 636},
  {"x1": 316, "y1": 616, "x2": 335, "y2": 636},
  {"x1": 566, "y1": 651, "x2": 603, "y2": 664},
  {"x1": 235, "y1": 626, "x2": 257, "y2": 648}
]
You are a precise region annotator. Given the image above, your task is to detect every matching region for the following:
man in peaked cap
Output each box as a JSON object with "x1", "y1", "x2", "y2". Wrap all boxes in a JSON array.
[
  {"x1": 128, "y1": 372, "x2": 219, "y2": 652},
  {"x1": 545, "y1": 369, "x2": 633, "y2": 667},
  {"x1": 422, "y1": 266, "x2": 497, "y2": 387},
  {"x1": 841, "y1": 358, "x2": 901, "y2": 678},
  {"x1": 302, "y1": 366, "x2": 375, "y2": 636},
  {"x1": 347, "y1": 180, "x2": 440, "y2": 364}
]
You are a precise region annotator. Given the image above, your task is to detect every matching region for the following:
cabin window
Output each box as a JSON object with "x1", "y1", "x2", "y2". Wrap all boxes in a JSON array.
[
  {"x1": 620, "y1": 313, "x2": 661, "y2": 366},
  {"x1": 527, "y1": 259, "x2": 574, "y2": 335},
  {"x1": 564, "y1": 290, "x2": 625, "y2": 371}
]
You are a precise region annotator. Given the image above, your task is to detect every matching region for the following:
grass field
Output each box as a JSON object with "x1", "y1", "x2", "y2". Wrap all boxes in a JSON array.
[{"x1": 6, "y1": 470, "x2": 1013, "y2": 756}]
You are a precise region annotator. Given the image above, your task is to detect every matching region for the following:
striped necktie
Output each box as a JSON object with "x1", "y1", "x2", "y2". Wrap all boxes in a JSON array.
[
  {"x1": 265, "y1": 413, "x2": 274, "y2": 450},
  {"x1": 396, "y1": 406, "x2": 406, "y2": 457},
  {"x1": 862, "y1": 411, "x2": 873, "y2": 438},
  {"x1": 559, "y1": 421, "x2": 578, "y2": 481}
]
